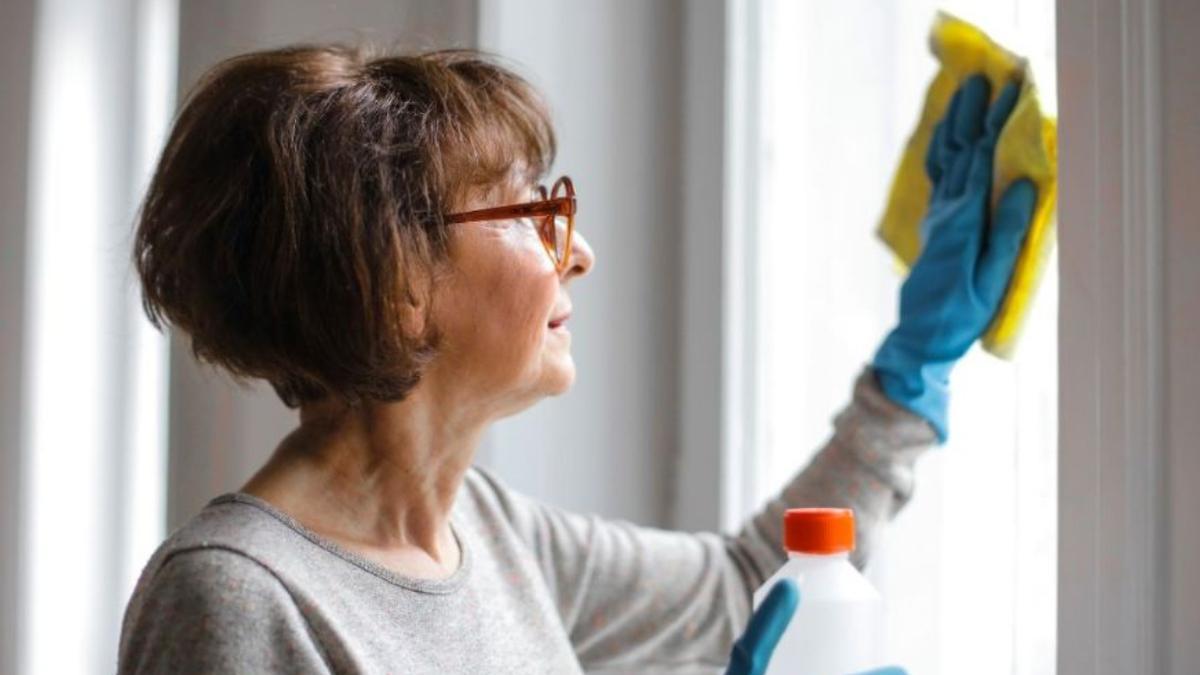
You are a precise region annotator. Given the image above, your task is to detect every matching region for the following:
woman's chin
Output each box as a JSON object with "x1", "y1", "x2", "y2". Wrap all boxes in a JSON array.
[
  {"x1": 536, "y1": 331, "x2": 576, "y2": 394},
  {"x1": 539, "y1": 353, "x2": 576, "y2": 396}
]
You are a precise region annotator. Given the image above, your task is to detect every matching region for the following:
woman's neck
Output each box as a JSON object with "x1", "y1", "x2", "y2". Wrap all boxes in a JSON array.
[{"x1": 243, "y1": 385, "x2": 486, "y2": 579}]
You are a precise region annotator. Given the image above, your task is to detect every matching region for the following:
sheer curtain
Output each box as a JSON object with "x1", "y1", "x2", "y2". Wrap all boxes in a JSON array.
[
  {"x1": 12, "y1": 0, "x2": 175, "y2": 671},
  {"x1": 749, "y1": 1, "x2": 1057, "y2": 672}
]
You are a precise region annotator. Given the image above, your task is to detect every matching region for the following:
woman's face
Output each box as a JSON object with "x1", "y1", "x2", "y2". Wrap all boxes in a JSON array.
[{"x1": 427, "y1": 180, "x2": 594, "y2": 420}]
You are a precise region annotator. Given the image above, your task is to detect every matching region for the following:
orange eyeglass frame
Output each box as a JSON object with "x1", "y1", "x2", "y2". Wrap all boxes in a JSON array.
[{"x1": 445, "y1": 175, "x2": 577, "y2": 273}]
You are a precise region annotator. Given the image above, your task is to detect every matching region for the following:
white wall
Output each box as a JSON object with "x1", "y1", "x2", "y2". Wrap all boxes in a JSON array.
[{"x1": 167, "y1": 0, "x2": 684, "y2": 530}]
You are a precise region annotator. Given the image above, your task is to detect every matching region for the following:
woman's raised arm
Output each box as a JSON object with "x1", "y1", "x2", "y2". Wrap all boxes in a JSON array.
[{"x1": 463, "y1": 370, "x2": 933, "y2": 671}]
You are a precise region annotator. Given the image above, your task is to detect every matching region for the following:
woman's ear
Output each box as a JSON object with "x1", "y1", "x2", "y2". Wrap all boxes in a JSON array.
[
  {"x1": 398, "y1": 263, "x2": 446, "y2": 341},
  {"x1": 398, "y1": 298, "x2": 426, "y2": 341},
  {"x1": 398, "y1": 280, "x2": 430, "y2": 341}
]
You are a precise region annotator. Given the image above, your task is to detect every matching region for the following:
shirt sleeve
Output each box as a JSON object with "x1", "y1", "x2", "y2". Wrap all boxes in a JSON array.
[
  {"x1": 477, "y1": 368, "x2": 936, "y2": 672},
  {"x1": 117, "y1": 547, "x2": 332, "y2": 675}
]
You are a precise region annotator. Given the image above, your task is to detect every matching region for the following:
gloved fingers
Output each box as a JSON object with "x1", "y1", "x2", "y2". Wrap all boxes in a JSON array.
[
  {"x1": 985, "y1": 80, "x2": 1022, "y2": 135},
  {"x1": 943, "y1": 75, "x2": 991, "y2": 197},
  {"x1": 942, "y1": 142, "x2": 976, "y2": 200},
  {"x1": 926, "y1": 80, "x2": 967, "y2": 190},
  {"x1": 975, "y1": 178, "x2": 1037, "y2": 308},
  {"x1": 926, "y1": 85, "x2": 964, "y2": 204},
  {"x1": 725, "y1": 579, "x2": 800, "y2": 675},
  {"x1": 932, "y1": 82, "x2": 965, "y2": 155},
  {"x1": 951, "y1": 75, "x2": 991, "y2": 148},
  {"x1": 942, "y1": 81, "x2": 964, "y2": 150},
  {"x1": 925, "y1": 119, "x2": 949, "y2": 185},
  {"x1": 966, "y1": 81, "x2": 1023, "y2": 192}
]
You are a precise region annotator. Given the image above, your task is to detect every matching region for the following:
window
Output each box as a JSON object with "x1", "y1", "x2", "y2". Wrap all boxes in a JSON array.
[{"x1": 747, "y1": 1, "x2": 1057, "y2": 672}]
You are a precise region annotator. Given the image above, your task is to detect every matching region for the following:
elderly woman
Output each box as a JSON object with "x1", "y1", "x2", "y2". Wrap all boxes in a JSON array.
[{"x1": 119, "y1": 46, "x2": 1033, "y2": 674}]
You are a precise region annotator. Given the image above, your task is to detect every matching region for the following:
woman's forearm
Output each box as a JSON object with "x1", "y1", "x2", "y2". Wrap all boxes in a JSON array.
[{"x1": 729, "y1": 368, "x2": 937, "y2": 583}]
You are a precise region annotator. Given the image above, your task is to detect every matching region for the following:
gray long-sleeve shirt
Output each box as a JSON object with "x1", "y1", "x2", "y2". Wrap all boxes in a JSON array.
[{"x1": 117, "y1": 371, "x2": 935, "y2": 674}]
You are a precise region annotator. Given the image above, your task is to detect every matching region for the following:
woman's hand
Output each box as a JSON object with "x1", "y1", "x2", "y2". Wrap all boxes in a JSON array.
[
  {"x1": 872, "y1": 74, "x2": 1038, "y2": 442},
  {"x1": 725, "y1": 580, "x2": 906, "y2": 675},
  {"x1": 726, "y1": 579, "x2": 799, "y2": 675}
]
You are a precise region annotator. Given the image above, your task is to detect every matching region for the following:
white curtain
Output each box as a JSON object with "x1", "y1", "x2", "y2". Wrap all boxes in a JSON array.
[{"x1": 10, "y1": 0, "x2": 175, "y2": 671}]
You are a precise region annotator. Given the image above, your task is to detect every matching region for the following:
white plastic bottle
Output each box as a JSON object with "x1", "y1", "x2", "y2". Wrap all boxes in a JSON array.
[{"x1": 753, "y1": 508, "x2": 883, "y2": 675}]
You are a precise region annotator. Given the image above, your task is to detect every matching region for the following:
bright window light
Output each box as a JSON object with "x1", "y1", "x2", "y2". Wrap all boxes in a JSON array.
[
  {"x1": 750, "y1": 1, "x2": 1057, "y2": 672},
  {"x1": 22, "y1": 0, "x2": 175, "y2": 671}
]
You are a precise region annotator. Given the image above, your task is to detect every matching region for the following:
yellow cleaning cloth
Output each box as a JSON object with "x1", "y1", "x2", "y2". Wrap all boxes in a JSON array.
[{"x1": 877, "y1": 12, "x2": 1057, "y2": 359}]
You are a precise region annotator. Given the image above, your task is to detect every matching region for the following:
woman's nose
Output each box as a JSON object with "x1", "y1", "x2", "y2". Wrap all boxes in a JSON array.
[{"x1": 561, "y1": 230, "x2": 594, "y2": 282}]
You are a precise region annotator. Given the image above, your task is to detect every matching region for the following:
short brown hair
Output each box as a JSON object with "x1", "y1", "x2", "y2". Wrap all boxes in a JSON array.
[{"x1": 135, "y1": 45, "x2": 555, "y2": 406}]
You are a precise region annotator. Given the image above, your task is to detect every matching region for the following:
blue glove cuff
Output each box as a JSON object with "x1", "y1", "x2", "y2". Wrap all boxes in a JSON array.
[{"x1": 872, "y1": 335, "x2": 952, "y2": 443}]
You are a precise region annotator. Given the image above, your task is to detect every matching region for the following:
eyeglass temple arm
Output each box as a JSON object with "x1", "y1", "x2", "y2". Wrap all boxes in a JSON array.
[{"x1": 445, "y1": 197, "x2": 574, "y2": 224}]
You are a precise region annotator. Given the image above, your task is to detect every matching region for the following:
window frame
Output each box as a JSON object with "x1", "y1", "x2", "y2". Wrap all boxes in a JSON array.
[
  {"x1": 1055, "y1": 0, "x2": 1170, "y2": 672},
  {"x1": 674, "y1": 0, "x2": 1183, "y2": 671}
]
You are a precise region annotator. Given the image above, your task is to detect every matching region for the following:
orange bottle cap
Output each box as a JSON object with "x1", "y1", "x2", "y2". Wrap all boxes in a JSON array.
[{"x1": 783, "y1": 508, "x2": 855, "y2": 554}]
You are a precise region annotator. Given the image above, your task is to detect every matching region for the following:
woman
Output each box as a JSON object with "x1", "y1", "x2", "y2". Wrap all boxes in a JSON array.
[{"x1": 119, "y1": 45, "x2": 1032, "y2": 673}]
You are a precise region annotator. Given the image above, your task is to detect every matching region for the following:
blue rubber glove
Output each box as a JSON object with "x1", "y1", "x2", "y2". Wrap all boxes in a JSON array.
[
  {"x1": 726, "y1": 579, "x2": 799, "y2": 675},
  {"x1": 725, "y1": 579, "x2": 907, "y2": 675},
  {"x1": 872, "y1": 75, "x2": 1038, "y2": 442}
]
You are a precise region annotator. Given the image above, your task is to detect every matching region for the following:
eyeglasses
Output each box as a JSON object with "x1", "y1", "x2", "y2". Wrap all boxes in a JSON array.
[{"x1": 445, "y1": 175, "x2": 577, "y2": 274}]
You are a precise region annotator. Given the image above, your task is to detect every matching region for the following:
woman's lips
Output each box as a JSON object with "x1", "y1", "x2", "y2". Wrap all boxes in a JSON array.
[{"x1": 548, "y1": 312, "x2": 571, "y2": 330}]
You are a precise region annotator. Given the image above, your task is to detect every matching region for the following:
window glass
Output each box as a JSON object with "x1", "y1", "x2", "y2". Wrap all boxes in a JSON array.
[{"x1": 751, "y1": 1, "x2": 1057, "y2": 672}]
